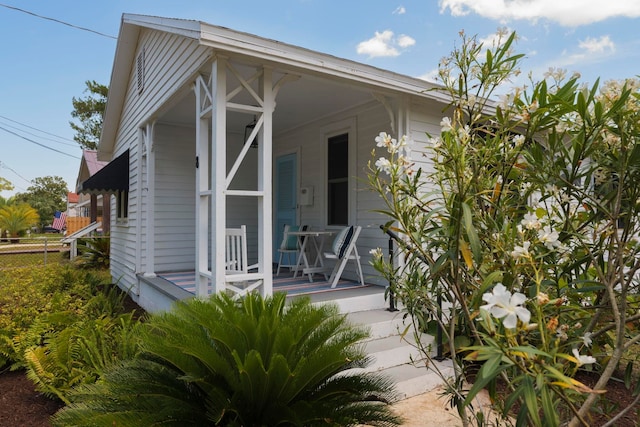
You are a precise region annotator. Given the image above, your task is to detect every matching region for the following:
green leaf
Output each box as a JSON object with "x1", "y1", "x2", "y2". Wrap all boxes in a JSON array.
[
  {"x1": 461, "y1": 202, "x2": 482, "y2": 262},
  {"x1": 522, "y1": 377, "x2": 542, "y2": 426},
  {"x1": 625, "y1": 361, "x2": 634, "y2": 390},
  {"x1": 463, "y1": 355, "x2": 507, "y2": 407},
  {"x1": 633, "y1": 374, "x2": 640, "y2": 397},
  {"x1": 541, "y1": 382, "x2": 559, "y2": 427}
]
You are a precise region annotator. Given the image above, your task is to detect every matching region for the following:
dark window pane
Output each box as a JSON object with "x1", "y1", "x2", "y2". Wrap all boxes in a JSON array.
[
  {"x1": 328, "y1": 181, "x2": 348, "y2": 225},
  {"x1": 328, "y1": 133, "x2": 348, "y2": 225},
  {"x1": 328, "y1": 134, "x2": 348, "y2": 180}
]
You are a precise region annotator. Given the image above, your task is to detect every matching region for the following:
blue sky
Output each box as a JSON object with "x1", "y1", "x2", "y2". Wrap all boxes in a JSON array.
[{"x1": 1, "y1": 0, "x2": 639, "y2": 198}]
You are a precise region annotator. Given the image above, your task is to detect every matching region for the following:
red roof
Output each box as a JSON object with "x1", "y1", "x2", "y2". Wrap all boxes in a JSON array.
[{"x1": 67, "y1": 192, "x2": 79, "y2": 203}]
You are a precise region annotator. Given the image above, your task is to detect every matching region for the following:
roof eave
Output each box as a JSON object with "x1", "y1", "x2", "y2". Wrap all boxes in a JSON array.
[
  {"x1": 99, "y1": 14, "x2": 450, "y2": 160},
  {"x1": 98, "y1": 15, "x2": 203, "y2": 161}
]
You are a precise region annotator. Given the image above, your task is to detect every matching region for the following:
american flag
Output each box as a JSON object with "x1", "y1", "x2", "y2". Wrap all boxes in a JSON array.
[{"x1": 52, "y1": 211, "x2": 67, "y2": 230}]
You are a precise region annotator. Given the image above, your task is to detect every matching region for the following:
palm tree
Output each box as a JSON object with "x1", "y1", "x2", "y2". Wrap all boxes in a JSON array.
[
  {"x1": 0, "y1": 203, "x2": 39, "y2": 242},
  {"x1": 53, "y1": 292, "x2": 402, "y2": 426}
]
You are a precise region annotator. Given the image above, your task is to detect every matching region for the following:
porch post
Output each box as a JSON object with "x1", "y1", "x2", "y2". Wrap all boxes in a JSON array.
[
  {"x1": 194, "y1": 60, "x2": 222, "y2": 298},
  {"x1": 142, "y1": 122, "x2": 156, "y2": 278},
  {"x1": 211, "y1": 57, "x2": 228, "y2": 294},
  {"x1": 259, "y1": 67, "x2": 274, "y2": 296}
]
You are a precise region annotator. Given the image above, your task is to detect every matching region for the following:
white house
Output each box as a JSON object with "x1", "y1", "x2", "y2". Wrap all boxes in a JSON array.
[{"x1": 83, "y1": 14, "x2": 450, "y2": 313}]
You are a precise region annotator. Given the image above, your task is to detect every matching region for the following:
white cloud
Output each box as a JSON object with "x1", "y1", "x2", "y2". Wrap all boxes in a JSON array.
[
  {"x1": 393, "y1": 6, "x2": 406, "y2": 15},
  {"x1": 528, "y1": 35, "x2": 617, "y2": 79},
  {"x1": 556, "y1": 36, "x2": 616, "y2": 67},
  {"x1": 439, "y1": 0, "x2": 640, "y2": 27},
  {"x1": 397, "y1": 34, "x2": 416, "y2": 48},
  {"x1": 357, "y1": 30, "x2": 415, "y2": 58},
  {"x1": 579, "y1": 35, "x2": 615, "y2": 54}
]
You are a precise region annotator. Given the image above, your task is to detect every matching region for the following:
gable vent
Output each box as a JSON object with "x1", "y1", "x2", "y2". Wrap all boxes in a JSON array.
[{"x1": 136, "y1": 47, "x2": 145, "y2": 94}]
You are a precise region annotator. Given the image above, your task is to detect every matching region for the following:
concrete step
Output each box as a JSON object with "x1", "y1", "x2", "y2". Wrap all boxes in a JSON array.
[
  {"x1": 309, "y1": 285, "x2": 389, "y2": 313},
  {"x1": 363, "y1": 333, "x2": 434, "y2": 372},
  {"x1": 345, "y1": 307, "x2": 452, "y2": 401},
  {"x1": 381, "y1": 359, "x2": 455, "y2": 401}
]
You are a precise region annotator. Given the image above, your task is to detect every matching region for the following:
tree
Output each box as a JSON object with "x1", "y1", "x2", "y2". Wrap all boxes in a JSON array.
[
  {"x1": 0, "y1": 203, "x2": 39, "y2": 240},
  {"x1": 0, "y1": 177, "x2": 13, "y2": 192},
  {"x1": 69, "y1": 80, "x2": 108, "y2": 150},
  {"x1": 15, "y1": 176, "x2": 68, "y2": 229},
  {"x1": 53, "y1": 292, "x2": 401, "y2": 427}
]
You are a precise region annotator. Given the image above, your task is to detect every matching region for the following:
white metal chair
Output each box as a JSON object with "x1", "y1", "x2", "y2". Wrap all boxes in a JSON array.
[
  {"x1": 276, "y1": 224, "x2": 308, "y2": 275},
  {"x1": 323, "y1": 225, "x2": 365, "y2": 288}
]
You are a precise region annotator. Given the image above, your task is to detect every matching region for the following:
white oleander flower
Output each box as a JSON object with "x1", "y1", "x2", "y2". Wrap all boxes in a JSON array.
[
  {"x1": 429, "y1": 136, "x2": 442, "y2": 148},
  {"x1": 513, "y1": 134, "x2": 525, "y2": 147},
  {"x1": 375, "y1": 157, "x2": 392, "y2": 175},
  {"x1": 511, "y1": 241, "x2": 531, "y2": 259},
  {"x1": 572, "y1": 348, "x2": 596, "y2": 367},
  {"x1": 521, "y1": 212, "x2": 540, "y2": 230},
  {"x1": 538, "y1": 225, "x2": 561, "y2": 250},
  {"x1": 582, "y1": 332, "x2": 593, "y2": 347},
  {"x1": 369, "y1": 247, "x2": 383, "y2": 258},
  {"x1": 440, "y1": 117, "x2": 453, "y2": 132},
  {"x1": 375, "y1": 132, "x2": 393, "y2": 148},
  {"x1": 481, "y1": 283, "x2": 530, "y2": 329}
]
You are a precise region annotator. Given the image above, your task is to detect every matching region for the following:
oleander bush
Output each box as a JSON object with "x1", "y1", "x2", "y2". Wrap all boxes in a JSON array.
[{"x1": 368, "y1": 30, "x2": 640, "y2": 426}]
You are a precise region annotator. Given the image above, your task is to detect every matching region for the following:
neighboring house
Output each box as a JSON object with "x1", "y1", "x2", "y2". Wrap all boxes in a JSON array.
[
  {"x1": 66, "y1": 192, "x2": 79, "y2": 216},
  {"x1": 84, "y1": 14, "x2": 450, "y2": 312},
  {"x1": 76, "y1": 150, "x2": 109, "y2": 234}
]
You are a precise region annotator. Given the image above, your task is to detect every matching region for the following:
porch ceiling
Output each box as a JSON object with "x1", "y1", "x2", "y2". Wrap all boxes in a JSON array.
[{"x1": 158, "y1": 69, "x2": 377, "y2": 135}]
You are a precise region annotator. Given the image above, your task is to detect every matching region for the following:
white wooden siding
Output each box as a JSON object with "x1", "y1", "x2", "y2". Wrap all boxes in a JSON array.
[
  {"x1": 408, "y1": 99, "x2": 441, "y2": 181},
  {"x1": 154, "y1": 124, "x2": 196, "y2": 271},
  {"x1": 109, "y1": 28, "x2": 212, "y2": 295}
]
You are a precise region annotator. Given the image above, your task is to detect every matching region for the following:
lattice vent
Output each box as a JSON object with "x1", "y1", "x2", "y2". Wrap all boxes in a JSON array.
[{"x1": 136, "y1": 47, "x2": 145, "y2": 94}]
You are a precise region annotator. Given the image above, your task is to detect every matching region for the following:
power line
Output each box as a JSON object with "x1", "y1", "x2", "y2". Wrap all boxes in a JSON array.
[
  {"x1": 0, "y1": 114, "x2": 75, "y2": 144},
  {"x1": 0, "y1": 118, "x2": 77, "y2": 148},
  {"x1": 0, "y1": 125, "x2": 79, "y2": 159},
  {"x1": 0, "y1": 3, "x2": 117, "y2": 39},
  {"x1": 0, "y1": 161, "x2": 31, "y2": 185}
]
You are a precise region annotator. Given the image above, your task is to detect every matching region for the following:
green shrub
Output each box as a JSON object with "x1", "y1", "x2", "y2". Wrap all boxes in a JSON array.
[
  {"x1": 0, "y1": 265, "x2": 111, "y2": 369},
  {"x1": 53, "y1": 292, "x2": 401, "y2": 427},
  {"x1": 24, "y1": 311, "x2": 141, "y2": 403},
  {"x1": 6, "y1": 272, "x2": 143, "y2": 404},
  {"x1": 73, "y1": 236, "x2": 110, "y2": 269}
]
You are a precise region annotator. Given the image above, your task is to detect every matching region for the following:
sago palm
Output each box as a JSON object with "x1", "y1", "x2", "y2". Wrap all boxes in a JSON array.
[{"x1": 52, "y1": 292, "x2": 402, "y2": 426}]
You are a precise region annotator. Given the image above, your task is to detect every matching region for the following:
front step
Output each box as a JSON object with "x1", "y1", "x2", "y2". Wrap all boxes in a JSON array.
[{"x1": 346, "y1": 308, "x2": 454, "y2": 401}]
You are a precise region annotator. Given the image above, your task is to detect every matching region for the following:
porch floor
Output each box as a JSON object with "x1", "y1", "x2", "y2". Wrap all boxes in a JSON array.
[
  {"x1": 157, "y1": 269, "x2": 378, "y2": 297},
  {"x1": 138, "y1": 269, "x2": 390, "y2": 313}
]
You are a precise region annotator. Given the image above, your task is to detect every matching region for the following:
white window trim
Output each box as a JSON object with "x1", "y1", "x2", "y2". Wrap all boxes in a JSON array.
[{"x1": 116, "y1": 190, "x2": 129, "y2": 222}]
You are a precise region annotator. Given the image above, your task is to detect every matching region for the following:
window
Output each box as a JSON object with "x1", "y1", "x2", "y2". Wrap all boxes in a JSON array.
[
  {"x1": 327, "y1": 133, "x2": 349, "y2": 226},
  {"x1": 116, "y1": 190, "x2": 129, "y2": 220}
]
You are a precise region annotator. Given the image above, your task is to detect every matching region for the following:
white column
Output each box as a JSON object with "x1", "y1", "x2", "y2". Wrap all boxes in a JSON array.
[
  {"x1": 211, "y1": 57, "x2": 228, "y2": 294},
  {"x1": 259, "y1": 67, "x2": 274, "y2": 296},
  {"x1": 143, "y1": 122, "x2": 156, "y2": 278}
]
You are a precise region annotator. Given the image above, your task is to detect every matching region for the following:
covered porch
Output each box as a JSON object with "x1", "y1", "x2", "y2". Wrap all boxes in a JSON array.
[{"x1": 133, "y1": 53, "x2": 406, "y2": 303}]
